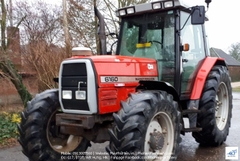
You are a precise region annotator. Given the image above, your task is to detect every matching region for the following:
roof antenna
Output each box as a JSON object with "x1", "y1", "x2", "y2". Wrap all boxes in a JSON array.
[{"x1": 205, "y1": 0, "x2": 212, "y2": 9}]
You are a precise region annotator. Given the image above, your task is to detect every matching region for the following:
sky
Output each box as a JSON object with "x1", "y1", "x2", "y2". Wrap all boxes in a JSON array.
[
  {"x1": 42, "y1": 0, "x2": 240, "y2": 53},
  {"x1": 193, "y1": 0, "x2": 240, "y2": 53}
]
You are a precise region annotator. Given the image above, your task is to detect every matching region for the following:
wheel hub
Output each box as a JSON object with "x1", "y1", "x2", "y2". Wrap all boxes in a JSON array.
[
  {"x1": 215, "y1": 82, "x2": 229, "y2": 130},
  {"x1": 144, "y1": 112, "x2": 175, "y2": 161},
  {"x1": 149, "y1": 130, "x2": 164, "y2": 151},
  {"x1": 47, "y1": 110, "x2": 82, "y2": 153}
]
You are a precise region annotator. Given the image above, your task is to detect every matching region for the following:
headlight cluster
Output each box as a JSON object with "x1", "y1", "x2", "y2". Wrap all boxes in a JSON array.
[{"x1": 62, "y1": 90, "x2": 86, "y2": 100}]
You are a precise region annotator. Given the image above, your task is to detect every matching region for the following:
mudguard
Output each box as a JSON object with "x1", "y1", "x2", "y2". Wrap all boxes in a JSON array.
[{"x1": 190, "y1": 57, "x2": 226, "y2": 100}]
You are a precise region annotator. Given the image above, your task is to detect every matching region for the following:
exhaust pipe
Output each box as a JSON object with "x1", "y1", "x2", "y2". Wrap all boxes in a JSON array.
[{"x1": 94, "y1": 7, "x2": 107, "y2": 55}]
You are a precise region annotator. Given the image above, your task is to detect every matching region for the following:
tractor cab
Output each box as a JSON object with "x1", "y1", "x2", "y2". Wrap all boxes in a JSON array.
[{"x1": 116, "y1": 0, "x2": 208, "y2": 97}]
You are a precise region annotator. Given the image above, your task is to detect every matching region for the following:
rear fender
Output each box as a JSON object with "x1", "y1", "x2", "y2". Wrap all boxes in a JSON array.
[{"x1": 190, "y1": 57, "x2": 227, "y2": 100}]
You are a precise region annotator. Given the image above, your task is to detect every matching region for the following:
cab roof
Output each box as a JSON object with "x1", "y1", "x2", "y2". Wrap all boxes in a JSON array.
[{"x1": 116, "y1": 0, "x2": 191, "y2": 17}]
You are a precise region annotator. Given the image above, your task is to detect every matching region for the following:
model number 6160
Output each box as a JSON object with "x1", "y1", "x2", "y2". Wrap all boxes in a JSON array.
[{"x1": 105, "y1": 77, "x2": 118, "y2": 82}]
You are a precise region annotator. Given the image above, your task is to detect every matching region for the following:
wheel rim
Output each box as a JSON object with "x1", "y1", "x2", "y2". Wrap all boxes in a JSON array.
[
  {"x1": 215, "y1": 82, "x2": 229, "y2": 130},
  {"x1": 47, "y1": 109, "x2": 82, "y2": 153},
  {"x1": 144, "y1": 112, "x2": 174, "y2": 161}
]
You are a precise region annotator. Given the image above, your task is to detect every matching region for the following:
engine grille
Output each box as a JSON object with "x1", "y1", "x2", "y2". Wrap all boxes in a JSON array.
[
  {"x1": 61, "y1": 63, "x2": 89, "y2": 111},
  {"x1": 62, "y1": 63, "x2": 87, "y2": 76}
]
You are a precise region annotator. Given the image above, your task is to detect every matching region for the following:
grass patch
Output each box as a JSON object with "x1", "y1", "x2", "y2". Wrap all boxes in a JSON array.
[{"x1": 233, "y1": 86, "x2": 240, "y2": 92}]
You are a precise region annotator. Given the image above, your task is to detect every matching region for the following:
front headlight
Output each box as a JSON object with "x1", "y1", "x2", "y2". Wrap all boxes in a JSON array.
[
  {"x1": 75, "y1": 91, "x2": 86, "y2": 100},
  {"x1": 62, "y1": 90, "x2": 72, "y2": 99}
]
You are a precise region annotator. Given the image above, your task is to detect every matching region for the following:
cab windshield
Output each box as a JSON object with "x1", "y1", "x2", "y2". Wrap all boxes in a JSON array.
[
  {"x1": 117, "y1": 11, "x2": 175, "y2": 85},
  {"x1": 117, "y1": 11, "x2": 175, "y2": 61}
]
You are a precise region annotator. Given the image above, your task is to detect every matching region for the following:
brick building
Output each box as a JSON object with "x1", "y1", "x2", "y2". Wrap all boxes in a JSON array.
[{"x1": 210, "y1": 47, "x2": 240, "y2": 82}]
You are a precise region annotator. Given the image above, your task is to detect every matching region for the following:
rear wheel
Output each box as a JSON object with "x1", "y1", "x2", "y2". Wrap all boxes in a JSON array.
[
  {"x1": 18, "y1": 89, "x2": 90, "y2": 161},
  {"x1": 193, "y1": 65, "x2": 232, "y2": 146},
  {"x1": 107, "y1": 90, "x2": 181, "y2": 161}
]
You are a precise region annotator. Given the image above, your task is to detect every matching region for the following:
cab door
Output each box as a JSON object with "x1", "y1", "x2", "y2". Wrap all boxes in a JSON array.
[{"x1": 180, "y1": 11, "x2": 206, "y2": 95}]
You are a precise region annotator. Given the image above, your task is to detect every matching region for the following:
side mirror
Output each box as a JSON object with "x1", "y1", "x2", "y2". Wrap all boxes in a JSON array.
[{"x1": 191, "y1": 6, "x2": 205, "y2": 25}]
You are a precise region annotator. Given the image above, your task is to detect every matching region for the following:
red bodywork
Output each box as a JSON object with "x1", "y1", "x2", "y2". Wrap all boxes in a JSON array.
[
  {"x1": 72, "y1": 55, "x2": 158, "y2": 114},
  {"x1": 70, "y1": 55, "x2": 226, "y2": 114},
  {"x1": 190, "y1": 57, "x2": 226, "y2": 100}
]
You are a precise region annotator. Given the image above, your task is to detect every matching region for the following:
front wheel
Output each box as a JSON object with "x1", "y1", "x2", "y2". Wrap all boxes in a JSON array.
[
  {"x1": 18, "y1": 89, "x2": 90, "y2": 161},
  {"x1": 193, "y1": 65, "x2": 233, "y2": 146},
  {"x1": 107, "y1": 90, "x2": 182, "y2": 161}
]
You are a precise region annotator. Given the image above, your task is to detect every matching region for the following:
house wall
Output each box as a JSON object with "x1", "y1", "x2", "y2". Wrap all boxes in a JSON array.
[
  {"x1": 228, "y1": 66, "x2": 240, "y2": 82},
  {"x1": 0, "y1": 75, "x2": 38, "y2": 106}
]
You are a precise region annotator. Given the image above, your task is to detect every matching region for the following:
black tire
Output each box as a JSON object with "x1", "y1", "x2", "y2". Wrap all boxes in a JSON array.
[
  {"x1": 193, "y1": 65, "x2": 233, "y2": 146},
  {"x1": 18, "y1": 89, "x2": 90, "y2": 161},
  {"x1": 107, "y1": 90, "x2": 181, "y2": 161}
]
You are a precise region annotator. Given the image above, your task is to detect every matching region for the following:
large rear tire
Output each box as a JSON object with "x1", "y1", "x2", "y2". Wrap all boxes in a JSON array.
[
  {"x1": 18, "y1": 89, "x2": 90, "y2": 161},
  {"x1": 192, "y1": 65, "x2": 232, "y2": 146},
  {"x1": 107, "y1": 90, "x2": 181, "y2": 161}
]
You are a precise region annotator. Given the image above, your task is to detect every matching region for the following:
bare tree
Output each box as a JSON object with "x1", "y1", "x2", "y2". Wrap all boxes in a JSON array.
[
  {"x1": 14, "y1": 1, "x2": 64, "y2": 46},
  {"x1": 21, "y1": 42, "x2": 66, "y2": 91},
  {"x1": 14, "y1": 0, "x2": 66, "y2": 92},
  {"x1": 229, "y1": 42, "x2": 240, "y2": 61},
  {"x1": 0, "y1": 0, "x2": 32, "y2": 107},
  {"x1": 67, "y1": 0, "x2": 97, "y2": 52}
]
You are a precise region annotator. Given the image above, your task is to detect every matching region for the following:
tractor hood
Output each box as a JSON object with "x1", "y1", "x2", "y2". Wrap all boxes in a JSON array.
[
  {"x1": 69, "y1": 55, "x2": 159, "y2": 86},
  {"x1": 71, "y1": 55, "x2": 156, "y2": 63},
  {"x1": 59, "y1": 55, "x2": 159, "y2": 114}
]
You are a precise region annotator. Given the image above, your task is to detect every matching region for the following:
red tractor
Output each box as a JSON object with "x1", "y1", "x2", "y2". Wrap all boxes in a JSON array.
[{"x1": 18, "y1": 0, "x2": 232, "y2": 160}]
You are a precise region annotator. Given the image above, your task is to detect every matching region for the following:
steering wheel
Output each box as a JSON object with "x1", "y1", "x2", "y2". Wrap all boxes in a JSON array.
[{"x1": 149, "y1": 40, "x2": 162, "y2": 44}]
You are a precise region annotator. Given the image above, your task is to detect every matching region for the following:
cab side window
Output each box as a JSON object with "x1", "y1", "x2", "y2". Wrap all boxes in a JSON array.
[{"x1": 180, "y1": 11, "x2": 205, "y2": 94}]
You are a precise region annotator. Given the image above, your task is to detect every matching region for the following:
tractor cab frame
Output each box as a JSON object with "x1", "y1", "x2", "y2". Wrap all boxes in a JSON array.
[{"x1": 115, "y1": 1, "x2": 209, "y2": 99}]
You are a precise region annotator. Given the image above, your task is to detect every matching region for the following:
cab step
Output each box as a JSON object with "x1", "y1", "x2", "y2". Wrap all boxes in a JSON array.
[
  {"x1": 182, "y1": 109, "x2": 201, "y2": 116},
  {"x1": 182, "y1": 127, "x2": 202, "y2": 132}
]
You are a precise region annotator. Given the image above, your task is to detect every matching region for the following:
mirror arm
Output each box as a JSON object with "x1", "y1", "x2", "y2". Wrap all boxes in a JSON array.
[{"x1": 179, "y1": 8, "x2": 194, "y2": 31}]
